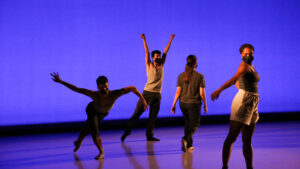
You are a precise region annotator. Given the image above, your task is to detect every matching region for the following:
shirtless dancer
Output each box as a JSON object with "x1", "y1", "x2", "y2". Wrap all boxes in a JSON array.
[{"x1": 51, "y1": 73, "x2": 147, "y2": 159}]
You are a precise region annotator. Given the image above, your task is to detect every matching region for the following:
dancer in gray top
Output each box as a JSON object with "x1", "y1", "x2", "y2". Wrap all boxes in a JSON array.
[
  {"x1": 171, "y1": 55, "x2": 208, "y2": 152},
  {"x1": 51, "y1": 73, "x2": 147, "y2": 159},
  {"x1": 211, "y1": 44, "x2": 260, "y2": 169},
  {"x1": 121, "y1": 33, "x2": 175, "y2": 142}
]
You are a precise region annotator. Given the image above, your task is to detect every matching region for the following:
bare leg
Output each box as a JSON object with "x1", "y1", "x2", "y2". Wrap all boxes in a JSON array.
[
  {"x1": 74, "y1": 125, "x2": 89, "y2": 152},
  {"x1": 92, "y1": 135, "x2": 104, "y2": 159},
  {"x1": 222, "y1": 121, "x2": 244, "y2": 168},
  {"x1": 242, "y1": 123, "x2": 256, "y2": 169}
]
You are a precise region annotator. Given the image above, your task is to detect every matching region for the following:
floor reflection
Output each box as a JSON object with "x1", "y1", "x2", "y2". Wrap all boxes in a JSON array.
[
  {"x1": 182, "y1": 151, "x2": 193, "y2": 169},
  {"x1": 73, "y1": 153, "x2": 104, "y2": 169},
  {"x1": 121, "y1": 143, "x2": 145, "y2": 169},
  {"x1": 146, "y1": 142, "x2": 159, "y2": 169}
]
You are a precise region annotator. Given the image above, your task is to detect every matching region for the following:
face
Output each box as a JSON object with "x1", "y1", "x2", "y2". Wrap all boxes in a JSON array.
[
  {"x1": 152, "y1": 53, "x2": 161, "y2": 60},
  {"x1": 241, "y1": 47, "x2": 254, "y2": 57},
  {"x1": 97, "y1": 82, "x2": 109, "y2": 91}
]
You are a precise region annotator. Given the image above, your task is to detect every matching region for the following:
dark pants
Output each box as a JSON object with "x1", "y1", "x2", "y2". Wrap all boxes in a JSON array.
[
  {"x1": 124, "y1": 90, "x2": 161, "y2": 137},
  {"x1": 179, "y1": 102, "x2": 201, "y2": 147},
  {"x1": 79, "y1": 102, "x2": 108, "y2": 138}
]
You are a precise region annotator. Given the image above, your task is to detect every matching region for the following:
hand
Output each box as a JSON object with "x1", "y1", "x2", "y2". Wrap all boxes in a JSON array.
[
  {"x1": 204, "y1": 105, "x2": 208, "y2": 114},
  {"x1": 50, "y1": 72, "x2": 62, "y2": 83},
  {"x1": 142, "y1": 99, "x2": 148, "y2": 111},
  {"x1": 211, "y1": 89, "x2": 221, "y2": 101},
  {"x1": 140, "y1": 33, "x2": 145, "y2": 40},
  {"x1": 171, "y1": 34, "x2": 175, "y2": 39},
  {"x1": 171, "y1": 105, "x2": 176, "y2": 114}
]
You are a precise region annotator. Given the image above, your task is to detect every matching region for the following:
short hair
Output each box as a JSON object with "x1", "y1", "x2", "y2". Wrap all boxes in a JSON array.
[
  {"x1": 96, "y1": 76, "x2": 108, "y2": 86},
  {"x1": 239, "y1": 44, "x2": 254, "y2": 54},
  {"x1": 151, "y1": 50, "x2": 161, "y2": 58}
]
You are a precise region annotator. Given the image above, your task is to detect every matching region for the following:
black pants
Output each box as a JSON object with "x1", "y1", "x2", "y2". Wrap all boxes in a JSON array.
[
  {"x1": 179, "y1": 102, "x2": 201, "y2": 147},
  {"x1": 124, "y1": 90, "x2": 161, "y2": 137},
  {"x1": 79, "y1": 102, "x2": 108, "y2": 138}
]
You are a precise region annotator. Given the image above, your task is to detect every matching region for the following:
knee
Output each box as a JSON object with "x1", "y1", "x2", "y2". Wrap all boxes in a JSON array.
[
  {"x1": 242, "y1": 137, "x2": 252, "y2": 147},
  {"x1": 225, "y1": 134, "x2": 238, "y2": 144}
]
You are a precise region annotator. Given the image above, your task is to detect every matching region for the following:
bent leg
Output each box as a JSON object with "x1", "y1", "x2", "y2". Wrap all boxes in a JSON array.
[
  {"x1": 74, "y1": 122, "x2": 89, "y2": 152},
  {"x1": 242, "y1": 123, "x2": 256, "y2": 169},
  {"x1": 222, "y1": 120, "x2": 244, "y2": 168}
]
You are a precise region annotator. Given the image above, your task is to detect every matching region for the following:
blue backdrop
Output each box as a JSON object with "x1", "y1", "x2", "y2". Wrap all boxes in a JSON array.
[{"x1": 0, "y1": 0, "x2": 299, "y2": 126}]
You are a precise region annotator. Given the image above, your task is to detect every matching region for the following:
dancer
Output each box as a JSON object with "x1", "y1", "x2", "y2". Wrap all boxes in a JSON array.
[
  {"x1": 211, "y1": 44, "x2": 260, "y2": 169},
  {"x1": 51, "y1": 73, "x2": 147, "y2": 159},
  {"x1": 121, "y1": 33, "x2": 175, "y2": 142},
  {"x1": 171, "y1": 55, "x2": 208, "y2": 152}
]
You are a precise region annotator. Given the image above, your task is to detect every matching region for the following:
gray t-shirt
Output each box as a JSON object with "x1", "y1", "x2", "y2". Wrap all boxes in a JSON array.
[
  {"x1": 144, "y1": 62, "x2": 164, "y2": 93},
  {"x1": 177, "y1": 71, "x2": 205, "y2": 104}
]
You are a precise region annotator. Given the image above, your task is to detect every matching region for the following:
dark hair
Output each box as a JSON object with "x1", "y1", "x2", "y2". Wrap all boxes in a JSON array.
[
  {"x1": 96, "y1": 76, "x2": 108, "y2": 86},
  {"x1": 151, "y1": 50, "x2": 161, "y2": 58},
  {"x1": 239, "y1": 44, "x2": 254, "y2": 54},
  {"x1": 184, "y1": 55, "x2": 197, "y2": 83}
]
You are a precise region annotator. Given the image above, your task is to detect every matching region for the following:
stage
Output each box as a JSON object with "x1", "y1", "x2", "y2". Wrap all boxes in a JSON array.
[{"x1": 0, "y1": 121, "x2": 299, "y2": 169}]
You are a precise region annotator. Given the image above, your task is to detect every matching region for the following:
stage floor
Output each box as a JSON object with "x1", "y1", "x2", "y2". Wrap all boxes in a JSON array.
[{"x1": 0, "y1": 121, "x2": 299, "y2": 169}]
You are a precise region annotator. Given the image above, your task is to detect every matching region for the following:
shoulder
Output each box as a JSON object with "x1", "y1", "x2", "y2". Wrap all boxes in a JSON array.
[
  {"x1": 194, "y1": 71, "x2": 204, "y2": 78},
  {"x1": 178, "y1": 72, "x2": 185, "y2": 78},
  {"x1": 110, "y1": 89, "x2": 125, "y2": 95}
]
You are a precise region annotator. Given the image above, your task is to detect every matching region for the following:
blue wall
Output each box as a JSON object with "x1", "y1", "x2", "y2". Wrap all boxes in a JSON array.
[{"x1": 0, "y1": 0, "x2": 299, "y2": 126}]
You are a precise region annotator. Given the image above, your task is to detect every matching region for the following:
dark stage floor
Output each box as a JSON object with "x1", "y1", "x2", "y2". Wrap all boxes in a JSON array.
[{"x1": 0, "y1": 121, "x2": 299, "y2": 169}]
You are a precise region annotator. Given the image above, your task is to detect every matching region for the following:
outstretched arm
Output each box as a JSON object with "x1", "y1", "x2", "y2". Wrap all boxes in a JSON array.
[
  {"x1": 51, "y1": 72, "x2": 94, "y2": 97},
  {"x1": 211, "y1": 62, "x2": 249, "y2": 101},
  {"x1": 171, "y1": 87, "x2": 181, "y2": 114},
  {"x1": 122, "y1": 86, "x2": 148, "y2": 111},
  {"x1": 200, "y1": 87, "x2": 208, "y2": 114},
  {"x1": 141, "y1": 34, "x2": 151, "y2": 69},
  {"x1": 161, "y1": 34, "x2": 175, "y2": 65}
]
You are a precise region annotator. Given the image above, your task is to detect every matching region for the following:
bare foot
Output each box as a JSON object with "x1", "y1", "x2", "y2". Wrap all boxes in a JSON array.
[
  {"x1": 95, "y1": 152, "x2": 105, "y2": 160},
  {"x1": 73, "y1": 140, "x2": 81, "y2": 152}
]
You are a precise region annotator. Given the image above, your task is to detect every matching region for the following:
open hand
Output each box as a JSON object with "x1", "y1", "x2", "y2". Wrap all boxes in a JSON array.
[{"x1": 50, "y1": 72, "x2": 62, "y2": 83}]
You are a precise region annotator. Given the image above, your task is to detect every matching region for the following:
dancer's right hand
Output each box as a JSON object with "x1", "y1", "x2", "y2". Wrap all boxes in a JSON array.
[{"x1": 140, "y1": 33, "x2": 145, "y2": 39}]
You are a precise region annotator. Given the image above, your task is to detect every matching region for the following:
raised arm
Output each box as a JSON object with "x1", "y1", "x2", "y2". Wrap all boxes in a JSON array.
[
  {"x1": 51, "y1": 72, "x2": 94, "y2": 97},
  {"x1": 211, "y1": 62, "x2": 249, "y2": 101},
  {"x1": 140, "y1": 34, "x2": 151, "y2": 69},
  {"x1": 171, "y1": 87, "x2": 181, "y2": 114},
  {"x1": 161, "y1": 34, "x2": 175, "y2": 65},
  {"x1": 200, "y1": 87, "x2": 208, "y2": 114},
  {"x1": 122, "y1": 86, "x2": 148, "y2": 111}
]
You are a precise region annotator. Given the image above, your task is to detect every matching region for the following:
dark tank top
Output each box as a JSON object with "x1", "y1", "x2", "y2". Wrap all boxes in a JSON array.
[{"x1": 238, "y1": 67, "x2": 260, "y2": 93}]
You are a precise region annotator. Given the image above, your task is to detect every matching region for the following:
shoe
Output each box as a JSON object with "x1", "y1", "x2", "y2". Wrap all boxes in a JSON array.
[
  {"x1": 181, "y1": 139, "x2": 187, "y2": 152},
  {"x1": 147, "y1": 136, "x2": 160, "y2": 141},
  {"x1": 121, "y1": 133, "x2": 129, "y2": 142}
]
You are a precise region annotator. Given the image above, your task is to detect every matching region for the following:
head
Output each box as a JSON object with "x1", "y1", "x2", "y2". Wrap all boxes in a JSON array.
[
  {"x1": 186, "y1": 55, "x2": 198, "y2": 69},
  {"x1": 151, "y1": 50, "x2": 162, "y2": 65},
  {"x1": 239, "y1": 44, "x2": 255, "y2": 65},
  {"x1": 184, "y1": 55, "x2": 198, "y2": 83},
  {"x1": 239, "y1": 44, "x2": 254, "y2": 57},
  {"x1": 96, "y1": 76, "x2": 109, "y2": 92}
]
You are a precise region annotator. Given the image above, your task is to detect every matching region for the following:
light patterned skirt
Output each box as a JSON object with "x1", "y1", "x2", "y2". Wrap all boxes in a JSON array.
[{"x1": 231, "y1": 89, "x2": 259, "y2": 125}]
